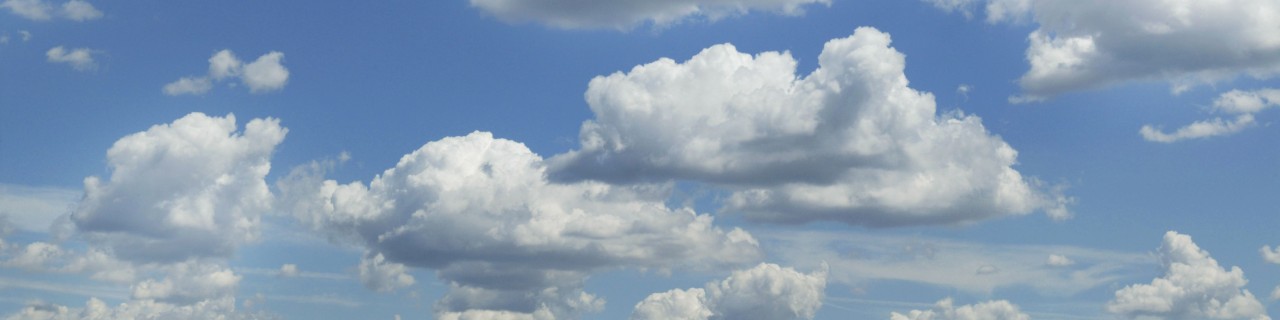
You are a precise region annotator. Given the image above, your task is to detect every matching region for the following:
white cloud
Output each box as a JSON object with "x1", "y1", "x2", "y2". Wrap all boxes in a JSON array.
[
  {"x1": 279, "y1": 131, "x2": 761, "y2": 319},
  {"x1": 889, "y1": 298, "x2": 1029, "y2": 320},
  {"x1": 165, "y1": 50, "x2": 289, "y2": 95},
  {"x1": 1107, "y1": 231, "x2": 1269, "y2": 320},
  {"x1": 1263, "y1": 245, "x2": 1280, "y2": 265},
  {"x1": 162, "y1": 77, "x2": 213, "y2": 96},
  {"x1": 930, "y1": 0, "x2": 1280, "y2": 98},
  {"x1": 278, "y1": 264, "x2": 299, "y2": 278},
  {"x1": 59, "y1": 0, "x2": 100, "y2": 21},
  {"x1": 130, "y1": 262, "x2": 240, "y2": 303},
  {"x1": 4, "y1": 296, "x2": 270, "y2": 320},
  {"x1": 0, "y1": 184, "x2": 79, "y2": 232},
  {"x1": 46, "y1": 46, "x2": 97, "y2": 71},
  {"x1": 631, "y1": 263, "x2": 827, "y2": 320},
  {"x1": 357, "y1": 253, "x2": 414, "y2": 293},
  {"x1": 1272, "y1": 287, "x2": 1280, "y2": 301},
  {"x1": 469, "y1": 0, "x2": 830, "y2": 30},
  {"x1": 19, "y1": 30, "x2": 31, "y2": 41},
  {"x1": 2, "y1": 0, "x2": 100, "y2": 21},
  {"x1": 550, "y1": 27, "x2": 1069, "y2": 227},
  {"x1": 763, "y1": 230, "x2": 1147, "y2": 295},
  {"x1": 69, "y1": 112, "x2": 286, "y2": 263},
  {"x1": 241, "y1": 51, "x2": 289, "y2": 93},
  {"x1": 1141, "y1": 88, "x2": 1280, "y2": 143},
  {"x1": 1045, "y1": 254, "x2": 1073, "y2": 267}
]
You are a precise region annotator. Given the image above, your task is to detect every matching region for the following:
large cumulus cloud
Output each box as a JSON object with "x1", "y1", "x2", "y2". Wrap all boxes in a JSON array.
[
  {"x1": 631, "y1": 263, "x2": 827, "y2": 320},
  {"x1": 1107, "y1": 231, "x2": 1269, "y2": 320},
  {"x1": 926, "y1": 0, "x2": 1280, "y2": 99},
  {"x1": 469, "y1": 0, "x2": 829, "y2": 30},
  {"x1": 278, "y1": 131, "x2": 761, "y2": 319},
  {"x1": 550, "y1": 27, "x2": 1069, "y2": 226}
]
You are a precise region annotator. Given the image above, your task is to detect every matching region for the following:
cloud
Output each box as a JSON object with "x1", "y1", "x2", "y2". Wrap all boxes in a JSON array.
[
  {"x1": 1107, "y1": 231, "x2": 1269, "y2": 319},
  {"x1": 68, "y1": 112, "x2": 285, "y2": 263},
  {"x1": 130, "y1": 262, "x2": 240, "y2": 304},
  {"x1": 5, "y1": 296, "x2": 271, "y2": 320},
  {"x1": 20, "y1": 30, "x2": 31, "y2": 41},
  {"x1": 278, "y1": 264, "x2": 299, "y2": 278},
  {"x1": 1, "y1": 0, "x2": 101, "y2": 21},
  {"x1": 762, "y1": 230, "x2": 1147, "y2": 295},
  {"x1": 550, "y1": 27, "x2": 1070, "y2": 227},
  {"x1": 164, "y1": 50, "x2": 290, "y2": 95},
  {"x1": 1141, "y1": 88, "x2": 1279, "y2": 143},
  {"x1": 1045, "y1": 254, "x2": 1073, "y2": 267},
  {"x1": 928, "y1": 0, "x2": 1280, "y2": 98},
  {"x1": 889, "y1": 298, "x2": 1029, "y2": 320},
  {"x1": 46, "y1": 46, "x2": 97, "y2": 71},
  {"x1": 631, "y1": 263, "x2": 827, "y2": 320},
  {"x1": 469, "y1": 0, "x2": 829, "y2": 30},
  {"x1": 0, "y1": 183, "x2": 80, "y2": 231},
  {"x1": 1273, "y1": 287, "x2": 1280, "y2": 301},
  {"x1": 357, "y1": 253, "x2": 415, "y2": 293},
  {"x1": 278, "y1": 131, "x2": 761, "y2": 318},
  {"x1": 1263, "y1": 245, "x2": 1280, "y2": 265}
]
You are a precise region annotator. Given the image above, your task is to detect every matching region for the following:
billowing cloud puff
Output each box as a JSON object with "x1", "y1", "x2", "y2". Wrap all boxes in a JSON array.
[
  {"x1": 279, "y1": 131, "x2": 761, "y2": 318},
  {"x1": 927, "y1": 0, "x2": 1280, "y2": 99},
  {"x1": 550, "y1": 27, "x2": 1069, "y2": 226},
  {"x1": 889, "y1": 298, "x2": 1028, "y2": 320},
  {"x1": 70, "y1": 112, "x2": 286, "y2": 263},
  {"x1": 1263, "y1": 245, "x2": 1280, "y2": 265},
  {"x1": 46, "y1": 46, "x2": 97, "y2": 71},
  {"x1": 2, "y1": 0, "x2": 101, "y2": 21},
  {"x1": 631, "y1": 263, "x2": 827, "y2": 320},
  {"x1": 164, "y1": 50, "x2": 289, "y2": 95},
  {"x1": 130, "y1": 262, "x2": 241, "y2": 304},
  {"x1": 358, "y1": 253, "x2": 415, "y2": 293},
  {"x1": 1141, "y1": 88, "x2": 1280, "y2": 143},
  {"x1": 469, "y1": 0, "x2": 829, "y2": 30},
  {"x1": 1107, "y1": 231, "x2": 1269, "y2": 320}
]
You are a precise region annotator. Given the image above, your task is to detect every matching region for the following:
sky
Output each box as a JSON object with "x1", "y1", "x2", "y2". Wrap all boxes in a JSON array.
[{"x1": 1, "y1": 0, "x2": 1279, "y2": 319}]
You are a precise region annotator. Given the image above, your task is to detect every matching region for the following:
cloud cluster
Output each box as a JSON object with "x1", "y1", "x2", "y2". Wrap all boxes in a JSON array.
[
  {"x1": 469, "y1": 0, "x2": 829, "y2": 30},
  {"x1": 1141, "y1": 88, "x2": 1280, "y2": 143},
  {"x1": 1107, "y1": 231, "x2": 1269, "y2": 319},
  {"x1": 551, "y1": 27, "x2": 1069, "y2": 227},
  {"x1": 2, "y1": 0, "x2": 101, "y2": 21},
  {"x1": 925, "y1": 0, "x2": 1280, "y2": 99},
  {"x1": 889, "y1": 298, "x2": 1028, "y2": 320},
  {"x1": 46, "y1": 46, "x2": 97, "y2": 71},
  {"x1": 631, "y1": 263, "x2": 827, "y2": 320},
  {"x1": 279, "y1": 131, "x2": 761, "y2": 318},
  {"x1": 164, "y1": 50, "x2": 290, "y2": 95}
]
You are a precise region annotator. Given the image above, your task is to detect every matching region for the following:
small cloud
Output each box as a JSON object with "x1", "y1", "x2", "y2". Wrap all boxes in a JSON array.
[
  {"x1": 1046, "y1": 254, "x2": 1074, "y2": 267},
  {"x1": 1272, "y1": 286, "x2": 1280, "y2": 301},
  {"x1": 1261, "y1": 245, "x2": 1280, "y2": 265},
  {"x1": 45, "y1": 46, "x2": 97, "y2": 71},
  {"x1": 2, "y1": 0, "x2": 101, "y2": 21},
  {"x1": 19, "y1": 30, "x2": 31, "y2": 41},
  {"x1": 975, "y1": 265, "x2": 999, "y2": 275},
  {"x1": 1141, "y1": 88, "x2": 1279, "y2": 143},
  {"x1": 956, "y1": 84, "x2": 972, "y2": 100},
  {"x1": 165, "y1": 49, "x2": 290, "y2": 95},
  {"x1": 278, "y1": 264, "x2": 299, "y2": 278},
  {"x1": 162, "y1": 77, "x2": 213, "y2": 96},
  {"x1": 59, "y1": 0, "x2": 99, "y2": 21}
]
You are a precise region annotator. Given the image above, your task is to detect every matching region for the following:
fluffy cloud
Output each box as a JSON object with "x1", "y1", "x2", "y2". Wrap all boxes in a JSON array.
[
  {"x1": 1141, "y1": 88, "x2": 1280, "y2": 143},
  {"x1": 46, "y1": 46, "x2": 97, "y2": 71},
  {"x1": 927, "y1": 0, "x2": 1280, "y2": 99},
  {"x1": 279, "y1": 131, "x2": 761, "y2": 318},
  {"x1": 1263, "y1": 245, "x2": 1280, "y2": 265},
  {"x1": 69, "y1": 112, "x2": 285, "y2": 263},
  {"x1": 631, "y1": 263, "x2": 827, "y2": 320},
  {"x1": 278, "y1": 263, "x2": 299, "y2": 278},
  {"x1": 763, "y1": 230, "x2": 1147, "y2": 295},
  {"x1": 358, "y1": 253, "x2": 415, "y2": 293},
  {"x1": 130, "y1": 262, "x2": 241, "y2": 304},
  {"x1": 4, "y1": 296, "x2": 269, "y2": 320},
  {"x1": 1045, "y1": 254, "x2": 1073, "y2": 267},
  {"x1": 1107, "y1": 231, "x2": 1269, "y2": 319},
  {"x1": 164, "y1": 50, "x2": 289, "y2": 95},
  {"x1": 469, "y1": 0, "x2": 829, "y2": 30},
  {"x1": 889, "y1": 298, "x2": 1028, "y2": 320},
  {"x1": 2, "y1": 0, "x2": 100, "y2": 21},
  {"x1": 550, "y1": 27, "x2": 1069, "y2": 227}
]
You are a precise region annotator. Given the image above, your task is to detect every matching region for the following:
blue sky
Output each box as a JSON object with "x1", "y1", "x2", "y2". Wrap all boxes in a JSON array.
[{"x1": 1, "y1": 0, "x2": 1279, "y2": 319}]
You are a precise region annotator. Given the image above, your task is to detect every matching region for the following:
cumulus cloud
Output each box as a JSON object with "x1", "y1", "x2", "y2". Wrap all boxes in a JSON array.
[
  {"x1": 278, "y1": 131, "x2": 761, "y2": 318},
  {"x1": 1141, "y1": 88, "x2": 1279, "y2": 143},
  {"x1": 631, "y1": 263, "x2": 827, "y2": 320},
  {"x1": 4, "y1": 296, "x2": 269, "y2": 320},
  {"x1": 46, "y1": 46, "x2": 97, "y2": 71},
  {"x1": 1, "y1": 0, "x2": 100, "y2": 21},
  {"x1": 889, "y1": 298, "x2": 1028, "y2": 320},
  {"x1": 469, "y1": 0, "x2": 829, "y2": 30},
  {"x1": 928, "y1": 0, "x2": 1280, "y2": 99},
  {"x1": 164, "y1": 50, "x2": 289, "y2": 95},
  {"x1": 130, "y1": 262, "x2": 241, "y2": 304},
  {"x1": 550, "y1": 27, "x2": 1069, "y2": 227},
  {"x1": 358, "y1": 253, "x2": 415, "y2": 293},
  {"x1": 1107, "y1": 231, "x2": 1269, "y2": 319},
  {"x1": 278, "y1": 264, "x2": 299, "y2": 278},
  {"x1": 1263, "y1": 245, "x2": 1280, "y2": 265},
  {"x1": 1045, "y1": 254, "x2": 1073, "y2": 267},
  {"x1": 69, "y1": 112, "x2": 285, "y2": 263},
  {"x1": 763, "y1": 230, "x2": 1147, "y2": 295}
]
